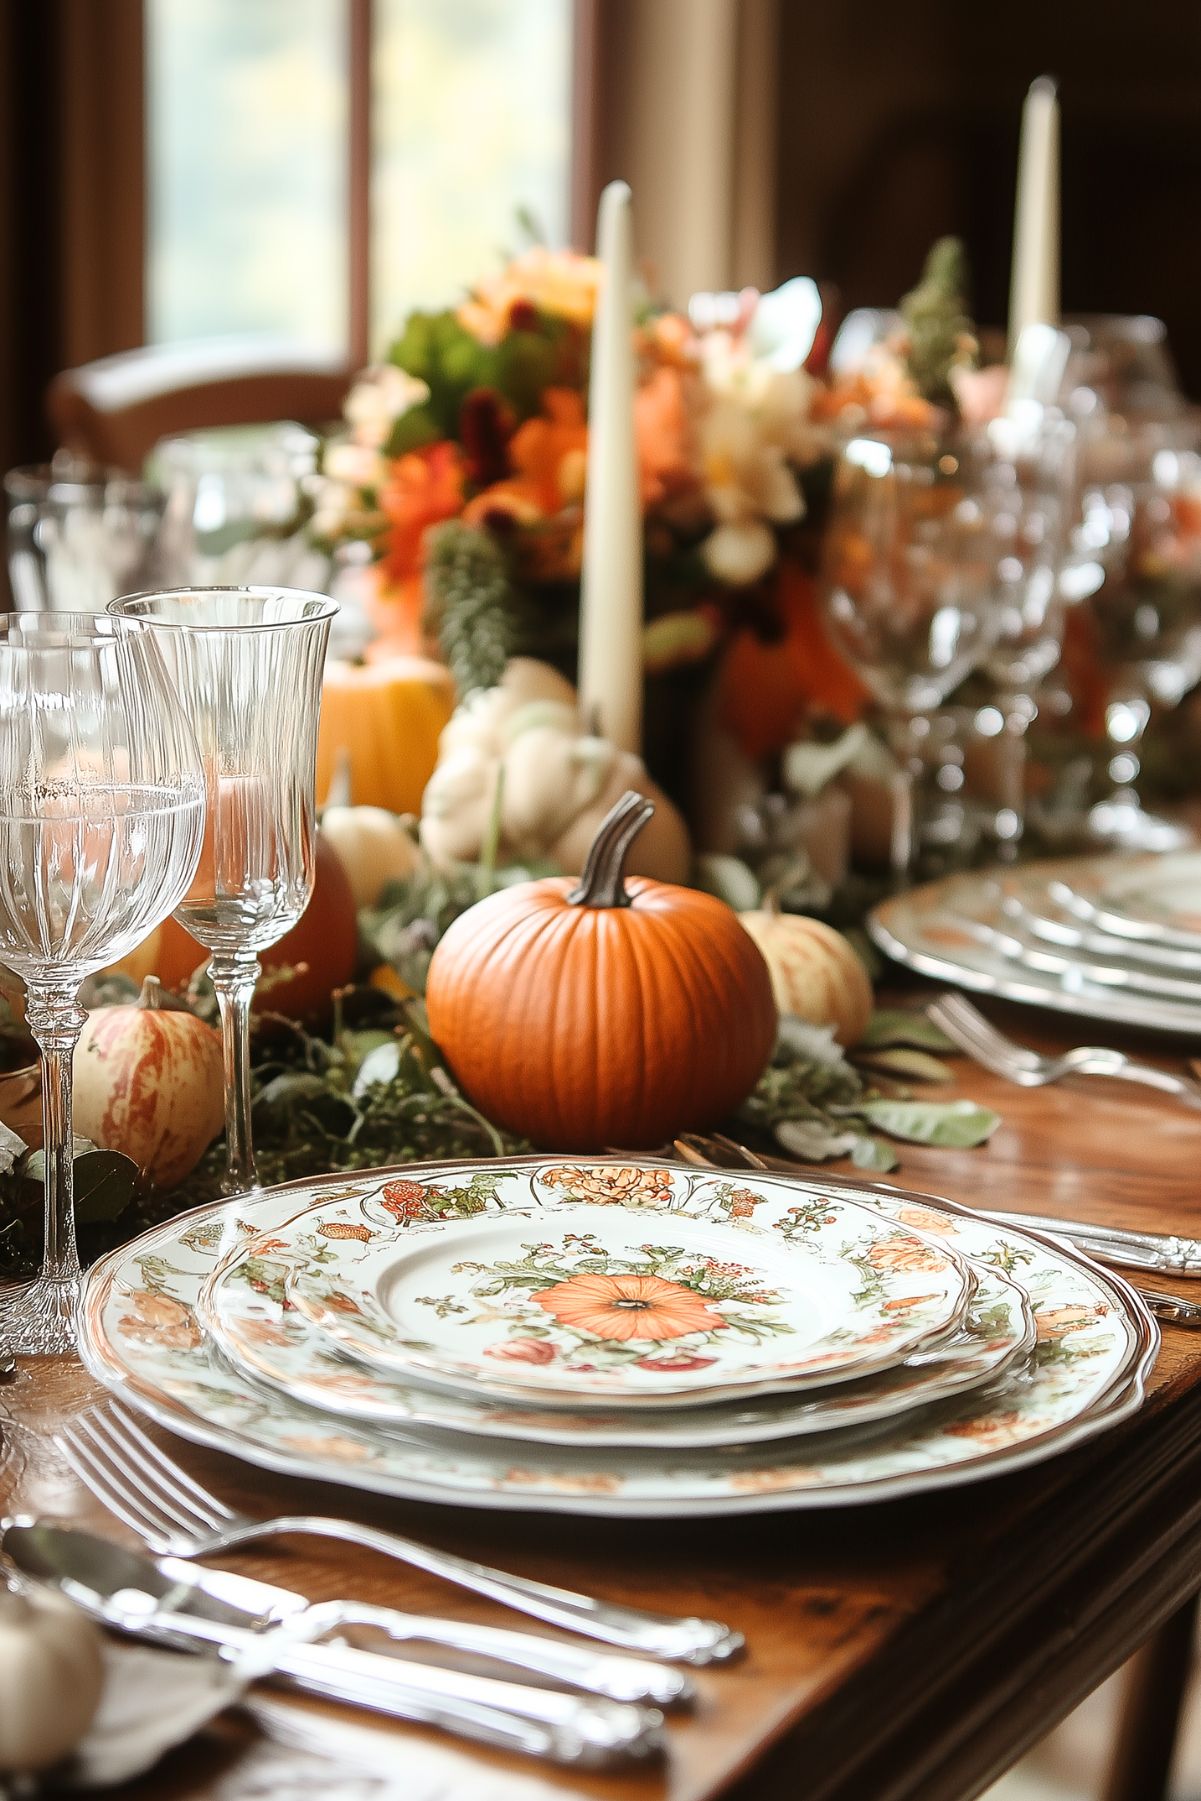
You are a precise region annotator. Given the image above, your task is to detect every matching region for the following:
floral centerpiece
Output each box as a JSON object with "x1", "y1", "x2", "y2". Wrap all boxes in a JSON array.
[{"x1": 315, "y1": 240, "x2": 980, "y2": 787}]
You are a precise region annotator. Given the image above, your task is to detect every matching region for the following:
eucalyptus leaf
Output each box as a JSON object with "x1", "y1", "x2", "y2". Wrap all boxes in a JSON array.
[
  {"x1": 693, "y1": 854, "x2": 761, "y2": 913},
  {"x1": 849, "y1": 1134, "x2": 898, "y2": 1172},
  {"x1": 780, "y1": 724, "x2": 868, "y2": 798},
  {"x1": 860, "y1": 1009, "x2": 957, "y2": 1053},
  {"x1": 72, "y1": 1151, "x2": 139, "y2": 1223},
  {"x1": 20, "y1": 1135, "x2": 96, "y2": 1180},
  {"x1": 254, "y1": 1072, "x2": 358, "y2": 1135},
  {"x1": 853, "y1": 1048, "x2": 955, "y2": 1085},
  {"x1": 857, "y1": 1098, "x2": 1001, "y2": 1148},
  {"x1": 352, "y1": 1040, "x2": 402, "y2": 1099},
  {"x1": 0, "y1": 1122, "x2": 26, "y2": 1176},
  {"x1": 775, "y1": 1017, "x2": 846, "y2": 1067},
  {"x1": 774, "y1": 1118, "x2": 858, "y2": 1162}
]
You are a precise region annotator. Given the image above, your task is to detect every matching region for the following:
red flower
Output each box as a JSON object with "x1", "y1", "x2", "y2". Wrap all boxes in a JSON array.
[
  {"x1": 380, "y1": 1179, "x2": 432, "y2": 1224},
  {"x1": 635, "y1": 1353, "x2": 717, "y2": 1373},
  {"x1": 485, "y1": 1337, "x2": 556, "y2": 1364}
]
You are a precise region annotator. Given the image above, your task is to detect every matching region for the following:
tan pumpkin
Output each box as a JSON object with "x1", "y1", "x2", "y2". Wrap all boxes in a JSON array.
[
  {"x1": 320, "y1": 804, "x2": 422, "y2": 908},
  {"x1": 0, "y1": 1586, "x2": 105, "y2": 1774},
  {"x1": 738, "y1": 906, "x2": 873, "y2": 1047},
  {"x1": 72, "y1": 976, "x2": 225, "y2": 1187},
  {"x1": 425, "y1": 791, "x2": 777, "y2": 1150},
  {"x1": 315, "y1": 653, "x2": 456, "y2": 813}
]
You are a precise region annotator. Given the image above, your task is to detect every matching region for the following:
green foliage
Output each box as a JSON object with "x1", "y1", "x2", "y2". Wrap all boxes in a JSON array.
[
  {"x1": 899, "y1": 236, "x2": 977, "y2": 405},
  {"x1": 386, "y1": 309, "x2": 575, "y2": 440},
  {"x1": 424, "y1": 521, "x2": 519, "y2": 697}
]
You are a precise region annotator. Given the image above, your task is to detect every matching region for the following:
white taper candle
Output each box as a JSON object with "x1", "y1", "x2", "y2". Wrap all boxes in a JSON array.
[
  {"x1": 578, "y1": 180, "x2": 643, "y2": 754},
  {"x1": 1007, "y1": 76, "x2": 1060, "y2": 361}
]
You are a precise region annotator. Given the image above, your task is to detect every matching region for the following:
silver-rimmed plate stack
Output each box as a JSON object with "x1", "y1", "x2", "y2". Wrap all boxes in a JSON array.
[{"x1": 77, "y1": 1154, "x2": 1156, "y2": 1516}]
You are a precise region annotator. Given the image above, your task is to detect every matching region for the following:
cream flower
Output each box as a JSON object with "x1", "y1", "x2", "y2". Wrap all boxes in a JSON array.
[{"x1": 344, "y1": 365, "x2": 431, "y2": 447}]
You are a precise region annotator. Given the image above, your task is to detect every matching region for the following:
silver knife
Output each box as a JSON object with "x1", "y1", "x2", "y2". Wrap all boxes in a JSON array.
[
  {"x1": 77, "y1": 1538, "x2": 690, "y2": 1707},
  {"x1": 2, "y1": 1521, "x2": 664, "y2": 1767}
]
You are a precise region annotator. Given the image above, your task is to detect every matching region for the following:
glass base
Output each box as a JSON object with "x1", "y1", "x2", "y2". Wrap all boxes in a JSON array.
[
  {"x1": 1, "y1": 1274, "x2": 81, "y2": 1356},
  {"x1": 1087, "y1": 797, "x2": 1192, "y2": 853}
]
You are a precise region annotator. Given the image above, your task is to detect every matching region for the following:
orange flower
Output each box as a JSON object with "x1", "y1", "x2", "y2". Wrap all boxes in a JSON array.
[
  {"x1": 894, "y1": 1206, "x2": 957, "y2": 1236},
  {"x1": 466, "y1": 389, "x2": 587, "y2": 520},
  {"x1": 536, "y1": 1272, "x2": 727, "y2": 1344},
  {"x1": 541, "y1": 1165, "x2": 675, "y2": 1208},
  {"x1": 374, "y1": 441, "x2": 466, "y2": 645},
  {"x1": 380, "y1": 1179, "x2": 432, "y2": 1224},
  {"x1": 118, "y1": 1289, "x2": 202, "y2": 1351},
  {"x1": 457, "y1": 248, "x2": 602, "y2": 345},
  {"x1": 635, "y1": 364, "x2": 696, "y2": 507},
  {"x1": 866, "y1": 1237, "x2": 948, "y2": 1274},
  {"x1": 1035, "y1": 1304, "x2": 1102, "y2": 1341}
]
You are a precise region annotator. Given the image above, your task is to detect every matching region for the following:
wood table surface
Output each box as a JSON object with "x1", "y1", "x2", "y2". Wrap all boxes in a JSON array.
[{"x1": 6, "y1": 988, "x2": 1201, "y2": 1801}]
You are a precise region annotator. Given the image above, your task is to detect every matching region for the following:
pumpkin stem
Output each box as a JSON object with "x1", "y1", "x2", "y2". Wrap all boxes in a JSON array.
[{"x1": 568, "y1": 790, "x2": 654, "y2": 909}]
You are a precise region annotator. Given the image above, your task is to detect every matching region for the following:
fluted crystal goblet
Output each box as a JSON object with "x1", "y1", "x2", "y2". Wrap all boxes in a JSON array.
[
  {"x1": 0, "y1": 613, "x2": 205, "y2": 1353},
  {"x1": 109, "y1": 587, "x2": 337, "y2": 1195}
]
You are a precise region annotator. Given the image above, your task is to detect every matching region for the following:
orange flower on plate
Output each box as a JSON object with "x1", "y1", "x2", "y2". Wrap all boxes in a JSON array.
[
  {"x1": 1035, "y1": 1304, "x2": 1103, "y2": 1341},
  {"x1": 894, "y1": 1205, "x2": 957, "y2": 1236},
  {"x1": 866, "y1": 1237, "x2": 948, "y2": 1274},
  {"x1": 118, "y1": 1290, "x2": 201, "y2": 1351},
  {"x1": 536, "y1": 1272, "x2": 728, "y2": 1344}
]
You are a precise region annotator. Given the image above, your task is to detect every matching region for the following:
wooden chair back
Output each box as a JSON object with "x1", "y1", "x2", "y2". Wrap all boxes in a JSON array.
[{"x1": 47, "y1": 338, "x2": 356, "y2": 472}]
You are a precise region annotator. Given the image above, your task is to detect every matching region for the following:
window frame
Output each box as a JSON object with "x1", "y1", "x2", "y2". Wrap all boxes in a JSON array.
[{"x1": 63, "y1": 0, "x2": 598, "y2": 369}]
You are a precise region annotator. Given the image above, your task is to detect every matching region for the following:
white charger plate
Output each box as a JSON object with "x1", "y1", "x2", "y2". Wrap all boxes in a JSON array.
[{"x1": 77, "y1": 1157, "x2": 1157, "y2": 1517}]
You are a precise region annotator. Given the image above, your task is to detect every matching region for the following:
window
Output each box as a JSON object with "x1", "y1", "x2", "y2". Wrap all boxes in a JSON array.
[{"x1": 146, "y1": 0, "x2": 575, "y2": 360}]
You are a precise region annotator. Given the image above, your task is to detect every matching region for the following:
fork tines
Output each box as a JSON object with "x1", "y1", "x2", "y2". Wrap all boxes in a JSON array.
[{"x1": 54, "y1": 1401, "x2": 232, "y2": 1551}]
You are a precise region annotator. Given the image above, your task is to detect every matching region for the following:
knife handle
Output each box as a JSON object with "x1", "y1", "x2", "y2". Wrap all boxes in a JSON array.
[
  {"x1": 301, "y1": 1599, "x2": 693, "y2": 1708},
  {"x1": 270, "y1": 1638, "x2": 663, "y2": 1767}
]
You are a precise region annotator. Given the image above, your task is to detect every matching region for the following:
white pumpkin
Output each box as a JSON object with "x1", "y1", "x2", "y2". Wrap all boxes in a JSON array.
[
  {"x1": 420, "y1": 658, "x2": 691, "y2": 882},
  {"x1": 320, "y1": 805, "x2": 422, "y2": 908},
  {"x1": 0, "y1": 1587, "x2": 105, "y2": 1773},
  {"x1": 72, "y1": 977, "x2": 225, "y2": 1187},
  {"x1": 738, "y1": 908, "x2": 873, "y2": 1046}
]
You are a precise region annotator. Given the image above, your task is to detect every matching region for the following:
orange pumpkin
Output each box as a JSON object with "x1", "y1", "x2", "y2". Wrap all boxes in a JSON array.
[
  {"x1": 425, "y1": 791, "x2": 778, "y2": 1150},
  {"x1": 107, "y1": 834, "x2": 359, "y2": 1022},
  {"x1": 315, "y1": 654, "x2": 456, "y2": 813}
]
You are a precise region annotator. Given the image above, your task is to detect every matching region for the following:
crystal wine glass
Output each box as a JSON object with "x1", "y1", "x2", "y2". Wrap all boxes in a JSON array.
[
  {"x1": 968, "y1": 405, "x2": 1080, "y2": 858},
  {"x1": 819, "y1": 429, "x2": 1001, "y2": 881},
  {"x1": 1078, "y1": 415, "x2": 1201, "y2": 848},
  {"x1": 108, "y1": 587, "x2": 337, "y2": 1194},
  {"x1": 0, "y1": 613, "x2": 205, "y2": 1353}
]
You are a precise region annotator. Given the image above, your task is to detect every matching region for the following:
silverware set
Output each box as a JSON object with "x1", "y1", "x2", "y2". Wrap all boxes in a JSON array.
[{"x1": 1, "y1": 1399, "x2": 742, "y2": 1768}]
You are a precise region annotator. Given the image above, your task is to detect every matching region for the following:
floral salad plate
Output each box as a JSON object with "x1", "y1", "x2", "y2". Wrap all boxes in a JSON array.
[
  {"x1": 76, "y1": 1157, "x2": 1158, "y2": 1518},
  {"x1": 201, "y1": 1234, "x2": 1033, "y2": 1451},
  {"x1": 207, "y1": 1164, "x2": 974, "y2": 1409}
]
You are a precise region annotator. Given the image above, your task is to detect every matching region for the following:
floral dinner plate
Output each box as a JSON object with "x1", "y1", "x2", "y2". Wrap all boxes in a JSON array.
[
  {"x1": 871, "y1": 855, "x2": 1201, "y2": 1036},
  {"x1": 76, "y1": 1157, "x2": 1157, "y2": 1517},
  {"x1": 201, "y1": 1211, "x2": 1032, "y2": 1449},
  {"x1": 232, "y1": 1164, "x2": 973, "y2": 1408}
]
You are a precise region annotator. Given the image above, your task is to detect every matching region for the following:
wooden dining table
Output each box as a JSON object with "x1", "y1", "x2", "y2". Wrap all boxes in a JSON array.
[{"x1": 4, "y1": 986, "x2": 1201, "y2": 1801}]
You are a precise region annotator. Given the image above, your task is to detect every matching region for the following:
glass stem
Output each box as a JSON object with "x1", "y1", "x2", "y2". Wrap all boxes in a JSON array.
[
  {"x1": 884, "y1": 710, "x2": 922, "y2": 885},
  {"x1": 1103, "y1": 693, "x2": 1151, "y2": 810},
  {"x1": 992, "y1": 695, "x2": 1035, "y2": 864},
  {"x1": 209, "y1": 951, "x2": 261, "y2": 1195},
  {"x1": 24, "y1": 983, "x2": 87, "y2": 1288}
]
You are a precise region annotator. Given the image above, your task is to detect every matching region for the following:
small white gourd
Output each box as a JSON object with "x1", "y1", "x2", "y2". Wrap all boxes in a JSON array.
[
  {"x1": 320, "y1": 805, "x2": 421, "y2": 908},
  {"x1": 0, "y1": 1587, "x2": 105, "y2": 1773}
]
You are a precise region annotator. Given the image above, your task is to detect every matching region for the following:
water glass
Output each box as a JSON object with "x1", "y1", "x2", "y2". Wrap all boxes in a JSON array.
[
  {"x1": 108, "y1": 587, "x2": 337, "y2": 1194},
  {"x1": 0, "y1": 614, "x2": 205, "y2": 1353},
  {"x1": 819, "y1": 428, "x2": 1001, "y2": 879},
  {"x1": 5, "y1": 463, "x2": 166, "y2": 614}
]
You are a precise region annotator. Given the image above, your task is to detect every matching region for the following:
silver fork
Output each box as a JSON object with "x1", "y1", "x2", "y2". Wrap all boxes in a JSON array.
[
  {"x1": 54, "y1": 1402, "x2": 742, "y2": 1664},
  {"x1": 926, "y1": 991, "x2": 1201, "y2": 1109}
]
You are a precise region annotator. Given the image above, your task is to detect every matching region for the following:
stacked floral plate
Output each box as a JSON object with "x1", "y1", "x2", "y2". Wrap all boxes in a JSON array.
[
  {"x1": 77, "y1": 1155, "x2": 1157, "y2": 1516},
  {"x1": 871, "y1": 849, "x2": 1201, "y2": 1036}
]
